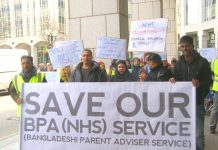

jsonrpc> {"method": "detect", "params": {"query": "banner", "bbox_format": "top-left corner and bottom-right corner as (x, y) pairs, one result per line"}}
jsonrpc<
(128, 18), (168, 52)
(96, 36), (126, 60)
(197, 48), (217, 62)
(21, 82), (196, 150)
(48, 40), (84, 69)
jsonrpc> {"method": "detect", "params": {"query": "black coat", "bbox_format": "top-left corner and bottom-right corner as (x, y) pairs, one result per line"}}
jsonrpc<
(131, 66), (141, 81)
(110, 69), (133, 82)
(71, 62), (107, 82)
(174, 51), (212, 105)
(146, 65), (172, 81)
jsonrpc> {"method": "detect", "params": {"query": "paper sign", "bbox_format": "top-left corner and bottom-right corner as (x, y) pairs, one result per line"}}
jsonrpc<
(197, 48), (217, 62)
(48, 40), (84, 69)
(96, 36), (126, 60)
(44, 72), (60, 82)
(128, 18), (168, 52)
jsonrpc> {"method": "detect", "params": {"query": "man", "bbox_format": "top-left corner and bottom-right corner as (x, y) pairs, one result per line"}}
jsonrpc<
(10, 55), (46, 117)
(71, 49), (107, 82)
(210, 58), (218, 134)
(169, 35), (212, 150)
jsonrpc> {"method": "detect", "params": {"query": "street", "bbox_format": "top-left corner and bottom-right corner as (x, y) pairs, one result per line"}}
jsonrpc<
(0, 95), (217, 150)
(0, 95), (19, 150)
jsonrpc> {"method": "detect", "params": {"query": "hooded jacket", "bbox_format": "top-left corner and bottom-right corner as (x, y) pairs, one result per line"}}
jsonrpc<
(109, 60), (133, 82)
(174, 50), (212, 105)
(71, 61), (107, 82)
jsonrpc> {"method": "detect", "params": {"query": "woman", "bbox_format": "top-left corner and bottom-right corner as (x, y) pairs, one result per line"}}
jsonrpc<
(109, 60), (133, 82)
(60, 66), (71, 82)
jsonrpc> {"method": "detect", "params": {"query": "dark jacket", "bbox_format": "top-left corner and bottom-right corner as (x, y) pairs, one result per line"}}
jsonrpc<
(131, 65), (141, 81)
(146, 65), (172, 81)
(71, 62), (107, 82)
(174, 51), (212, 105)
(109, 69), (133, 82)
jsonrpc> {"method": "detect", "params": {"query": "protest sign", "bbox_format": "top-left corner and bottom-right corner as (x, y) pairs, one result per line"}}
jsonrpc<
(48, 40), (84, 69)
(128, 18), (168, 52)
(21, 82), (196, 150)
(96, 36), (126, 60)
(197, 48), (217, 62)
(44, 72), (60, 82)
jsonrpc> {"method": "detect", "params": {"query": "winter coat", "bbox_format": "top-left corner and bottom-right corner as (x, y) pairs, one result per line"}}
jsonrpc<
(109, 69), (133, 82)
(71, 62), (107, 82)
(146, 65), (172, 81)
(174, 50), (212, 105)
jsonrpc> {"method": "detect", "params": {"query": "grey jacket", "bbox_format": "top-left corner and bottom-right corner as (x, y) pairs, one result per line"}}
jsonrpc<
(71, 62), (107, 82)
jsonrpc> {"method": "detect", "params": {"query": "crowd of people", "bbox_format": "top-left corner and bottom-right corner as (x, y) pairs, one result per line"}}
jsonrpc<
(9, 35), (218, 150)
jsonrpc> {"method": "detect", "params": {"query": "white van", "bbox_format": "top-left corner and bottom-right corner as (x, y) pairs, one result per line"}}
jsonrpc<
(0, 49), (28, 94)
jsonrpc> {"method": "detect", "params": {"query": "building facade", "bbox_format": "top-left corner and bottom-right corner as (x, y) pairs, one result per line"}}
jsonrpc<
(68, 0), (178, 62)
(0, 0), (69, 65)
(179, 0), (218, 49)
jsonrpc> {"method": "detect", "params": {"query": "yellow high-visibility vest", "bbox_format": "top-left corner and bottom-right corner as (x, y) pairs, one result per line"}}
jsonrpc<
(12, 73), (45, 117)
(211, 59), (218, 91)
(106, 69), (115, 77)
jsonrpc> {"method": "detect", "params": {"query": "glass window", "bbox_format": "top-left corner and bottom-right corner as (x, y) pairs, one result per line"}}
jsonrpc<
(207, 32), (215, 47)
(205, 0), (216, 21)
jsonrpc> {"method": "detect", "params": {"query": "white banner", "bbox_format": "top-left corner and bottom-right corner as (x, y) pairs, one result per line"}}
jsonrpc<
(128, 18), (168, 52)
(48, 40), (84, 69)
(96, 36), (126, 60)
(21, 82), (196, 150)
(197, 48), (217, 62)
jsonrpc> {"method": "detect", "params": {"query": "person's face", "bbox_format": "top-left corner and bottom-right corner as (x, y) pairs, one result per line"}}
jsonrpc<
(21, 58), (32, 73)
(117, 63), (126, 74)
(99, 64), (105, 70)
(47, 65), (53, 71)
(180, 42), (193, 57)
(82, 51), (92, 64)
(133, 59), (140, 66)
(125, 60), (131, 68)
(148, 60), (158, 69)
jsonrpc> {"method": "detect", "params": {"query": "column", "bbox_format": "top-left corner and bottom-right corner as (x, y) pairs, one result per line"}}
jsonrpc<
(163, 0), (178, 60)
(198, 30), (208, 48)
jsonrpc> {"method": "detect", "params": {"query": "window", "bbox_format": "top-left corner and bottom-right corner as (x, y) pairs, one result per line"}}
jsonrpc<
(205, 0), (216, 21)
(207, 32), (215, 47)
(58, 0), (65, 34)
(0, 0), (11, 38)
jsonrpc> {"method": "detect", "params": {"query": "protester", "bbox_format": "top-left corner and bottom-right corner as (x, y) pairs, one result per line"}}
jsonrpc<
(60, 66), (71, 82)
(9, 55), (46, 117)
(46, 63), (54, 71)
(169, 57), (177, 74)
(125, 59), (132, 73)
(143, 53), (151, 74)
(98, 61), (108, 77)
(37, 63), (46, 72)
(131, 57), (141, 81)
(71, 49), (107, 82)
(169, 35), (212, 150)
(138, 68), (147, 81)
(109, 60), (133, 82)
(145, 53), (172, 81)
(209, 58), (218, 134)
